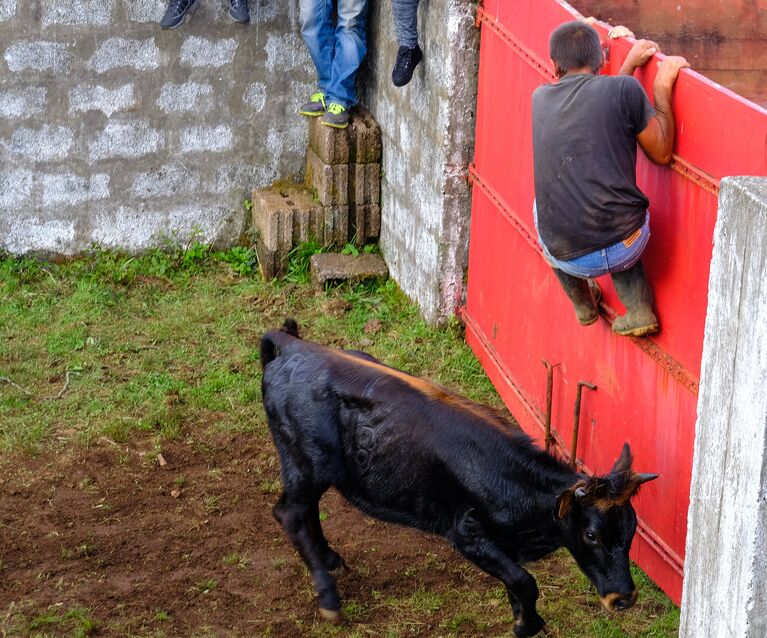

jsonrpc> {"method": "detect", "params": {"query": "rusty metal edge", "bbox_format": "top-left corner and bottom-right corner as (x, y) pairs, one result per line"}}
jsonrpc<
(468, 164), (543, 255)
(670, 156), (721, 197)
(461, 307), (686, 576)
(469, 164), (700, 396)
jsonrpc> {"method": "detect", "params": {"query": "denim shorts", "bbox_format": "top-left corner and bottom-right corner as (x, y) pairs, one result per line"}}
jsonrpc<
(533, 202), (650, 279)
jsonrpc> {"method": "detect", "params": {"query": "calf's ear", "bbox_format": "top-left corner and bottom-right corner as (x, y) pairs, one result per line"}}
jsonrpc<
(555, 480), (586, 519)
(633, 473), (659, 487)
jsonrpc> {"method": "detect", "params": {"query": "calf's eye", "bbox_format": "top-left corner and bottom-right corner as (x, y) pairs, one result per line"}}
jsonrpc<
(584, 530), (599, 545)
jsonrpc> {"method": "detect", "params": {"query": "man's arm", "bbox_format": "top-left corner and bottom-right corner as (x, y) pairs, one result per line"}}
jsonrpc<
(636, 56), (690, 165)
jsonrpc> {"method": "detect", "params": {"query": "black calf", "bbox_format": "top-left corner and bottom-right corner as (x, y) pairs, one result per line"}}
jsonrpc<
(260, 320), (657, 636)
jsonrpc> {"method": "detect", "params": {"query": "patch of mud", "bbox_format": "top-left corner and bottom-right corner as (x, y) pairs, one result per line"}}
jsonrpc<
(0, 433), (530, 636)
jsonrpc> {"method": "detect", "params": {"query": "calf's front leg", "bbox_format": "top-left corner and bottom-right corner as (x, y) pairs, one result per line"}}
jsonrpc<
(449, 514), (545, 637)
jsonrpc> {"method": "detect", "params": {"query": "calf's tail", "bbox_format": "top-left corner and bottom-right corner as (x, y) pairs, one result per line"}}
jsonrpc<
(260, 318), (301, 369)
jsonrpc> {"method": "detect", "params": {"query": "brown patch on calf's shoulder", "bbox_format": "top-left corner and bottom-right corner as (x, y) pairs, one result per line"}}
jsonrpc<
(332, 350), (509, 426)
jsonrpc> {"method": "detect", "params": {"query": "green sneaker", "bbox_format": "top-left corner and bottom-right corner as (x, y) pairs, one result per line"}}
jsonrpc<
(321, 103), (349, 129)
(298, 92), (326, 117)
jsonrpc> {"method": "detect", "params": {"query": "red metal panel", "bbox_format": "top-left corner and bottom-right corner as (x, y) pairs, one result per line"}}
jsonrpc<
(465, 0), (767, 605)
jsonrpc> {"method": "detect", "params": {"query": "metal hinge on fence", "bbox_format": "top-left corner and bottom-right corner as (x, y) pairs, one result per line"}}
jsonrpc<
(570, 381), (597, 470)
(541, 359), (560, 453)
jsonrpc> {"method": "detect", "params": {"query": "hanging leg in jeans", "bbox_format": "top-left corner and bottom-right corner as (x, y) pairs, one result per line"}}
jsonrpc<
(299, 0), (368, 127)
(534, 206), (659, 336)
(391, 0), (422, 86)
(327, 0), (368, 108)
(299, 0), (336, 99)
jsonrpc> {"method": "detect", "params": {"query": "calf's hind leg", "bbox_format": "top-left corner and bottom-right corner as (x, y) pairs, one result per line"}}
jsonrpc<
(273, 490), (347, 572)
(273, 490), (343, 622)
(305, 500), (347, 572)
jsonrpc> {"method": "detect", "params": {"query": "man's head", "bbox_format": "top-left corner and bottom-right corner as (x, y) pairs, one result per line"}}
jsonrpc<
(549, 21), (603, 78)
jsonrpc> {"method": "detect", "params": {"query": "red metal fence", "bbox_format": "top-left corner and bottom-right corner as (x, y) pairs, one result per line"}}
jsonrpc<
(463, 0), (767, 603)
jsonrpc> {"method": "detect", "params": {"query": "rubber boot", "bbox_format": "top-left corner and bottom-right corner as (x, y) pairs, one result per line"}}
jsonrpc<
(610, 261), (659, 337)
(553, 269), (601, 326)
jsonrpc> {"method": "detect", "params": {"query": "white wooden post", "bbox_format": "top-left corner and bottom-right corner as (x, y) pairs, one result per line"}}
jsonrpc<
(680, 177), (767, 637)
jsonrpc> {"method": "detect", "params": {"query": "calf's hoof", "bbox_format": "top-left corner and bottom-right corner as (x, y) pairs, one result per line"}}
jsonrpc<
(319, 608), (342, 624)
(513, 615), (546, 638)
(324, 552), (348, 573)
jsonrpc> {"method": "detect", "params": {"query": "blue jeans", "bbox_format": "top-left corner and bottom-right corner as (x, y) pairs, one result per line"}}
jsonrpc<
(299, 0), (368, 109)
(392, 0), (419, 47)
(534, 203), (650, 278)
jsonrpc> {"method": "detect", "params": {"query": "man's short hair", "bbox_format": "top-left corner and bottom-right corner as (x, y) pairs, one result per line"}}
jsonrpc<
(549, 21), (603, 77)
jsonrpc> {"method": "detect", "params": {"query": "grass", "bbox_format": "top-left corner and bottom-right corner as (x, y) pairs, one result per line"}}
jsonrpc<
(19, 606), (98, 637)
(194, 579), (217, 595)
(0, 246), (679, 637)
(0, 244), (495, 455)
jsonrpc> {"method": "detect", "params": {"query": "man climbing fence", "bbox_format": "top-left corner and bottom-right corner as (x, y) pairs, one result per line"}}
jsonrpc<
(532, 21), (688, 337)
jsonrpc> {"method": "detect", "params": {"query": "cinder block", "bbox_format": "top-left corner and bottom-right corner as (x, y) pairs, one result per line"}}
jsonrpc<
(349, 163), (381, 206)
(88, 37), (159, 73)
(350, 204), (381, 246)
(251, 188), (295, 278)
(293, 205), (323, 245)
(305, 148), (348, 206)
(252, 189), (293, 250)
(305, 107), (381, 166)
(322, 205), (350, 246)
(308, 115), (350, 165)
(252, 186), (324, 278)
(5, 41), (73, 74)
(348, 109), (382, 164)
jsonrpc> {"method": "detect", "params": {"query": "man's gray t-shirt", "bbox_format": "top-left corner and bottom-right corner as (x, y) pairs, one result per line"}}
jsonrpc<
(532, 73), (655, 261)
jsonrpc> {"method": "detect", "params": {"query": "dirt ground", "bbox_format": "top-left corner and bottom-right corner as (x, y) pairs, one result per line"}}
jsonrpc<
(0, 429), (677, 638)
(1, 431), (526, 637)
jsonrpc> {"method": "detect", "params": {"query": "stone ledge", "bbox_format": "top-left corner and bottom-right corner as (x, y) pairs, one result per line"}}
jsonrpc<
(310, 252), (388, 287)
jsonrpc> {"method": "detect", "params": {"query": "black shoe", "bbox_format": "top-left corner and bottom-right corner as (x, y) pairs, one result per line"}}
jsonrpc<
(160, 0), (198, 29)
(229, 0), (250, 23)
(392, 44), (423, 87)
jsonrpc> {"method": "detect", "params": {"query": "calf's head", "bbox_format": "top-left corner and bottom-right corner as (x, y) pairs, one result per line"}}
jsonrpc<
(555, 444), (657, 612)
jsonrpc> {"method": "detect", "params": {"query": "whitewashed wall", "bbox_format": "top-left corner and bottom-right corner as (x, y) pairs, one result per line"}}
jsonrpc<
(0, 0), (313, 255)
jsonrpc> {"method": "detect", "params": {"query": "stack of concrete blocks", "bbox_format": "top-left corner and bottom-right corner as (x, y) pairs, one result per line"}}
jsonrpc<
(305, 108), (382, 248)
(251, 108), (383, 279)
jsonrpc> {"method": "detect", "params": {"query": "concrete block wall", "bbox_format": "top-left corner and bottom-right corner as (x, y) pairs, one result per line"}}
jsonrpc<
(0, 0), (314, 255)
(363, 0), (479, 324)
